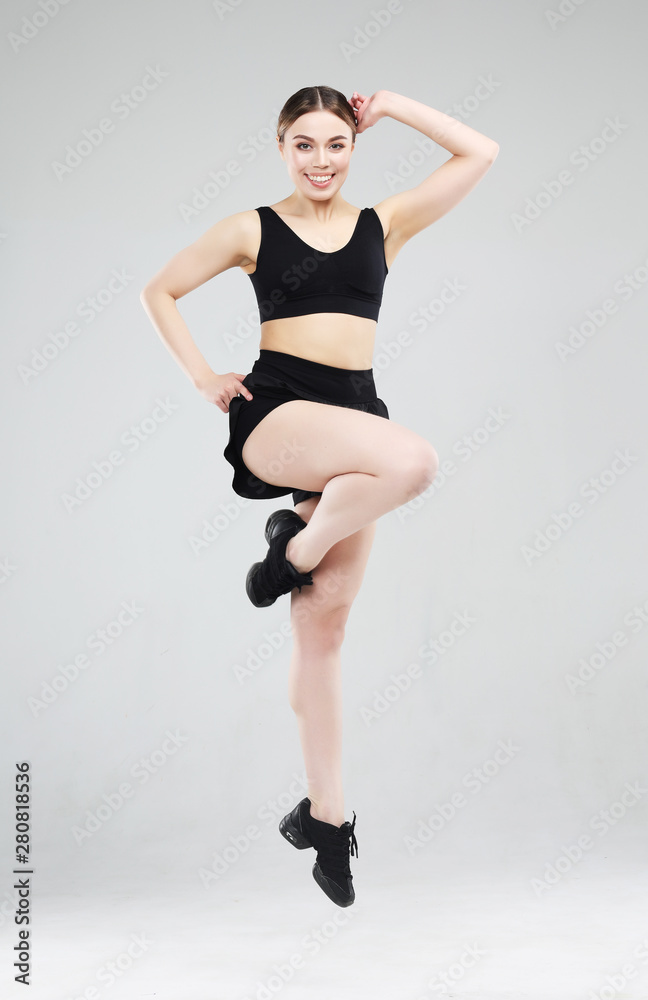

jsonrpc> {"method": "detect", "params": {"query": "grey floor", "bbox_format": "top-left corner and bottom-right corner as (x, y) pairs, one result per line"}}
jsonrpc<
(3, 836), (648, 999)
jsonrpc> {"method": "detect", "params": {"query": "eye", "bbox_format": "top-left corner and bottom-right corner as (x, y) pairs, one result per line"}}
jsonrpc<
(296, 142), (345, 150)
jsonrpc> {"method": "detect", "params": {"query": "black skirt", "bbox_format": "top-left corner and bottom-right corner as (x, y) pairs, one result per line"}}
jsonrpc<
(223, 349), (390, 505)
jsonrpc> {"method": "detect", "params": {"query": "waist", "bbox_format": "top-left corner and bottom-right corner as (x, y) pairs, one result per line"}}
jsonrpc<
(252, 349), (377, 403)
(260, 313), (376, 370)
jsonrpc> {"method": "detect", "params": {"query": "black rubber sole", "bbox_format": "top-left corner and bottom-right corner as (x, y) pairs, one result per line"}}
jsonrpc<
(312, 862), (355, 907)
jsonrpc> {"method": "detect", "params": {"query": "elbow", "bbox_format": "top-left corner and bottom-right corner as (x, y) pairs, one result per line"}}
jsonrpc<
(140, 283), (157, 304)
(140, 282), (172, 305)
(469, 142), (499, 165)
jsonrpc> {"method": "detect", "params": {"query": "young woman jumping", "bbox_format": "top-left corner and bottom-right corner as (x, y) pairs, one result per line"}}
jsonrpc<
(140, 85), (499, 907)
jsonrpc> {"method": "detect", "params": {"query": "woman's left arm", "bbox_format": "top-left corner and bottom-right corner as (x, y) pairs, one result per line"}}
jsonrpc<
(350, 89), (499, 242)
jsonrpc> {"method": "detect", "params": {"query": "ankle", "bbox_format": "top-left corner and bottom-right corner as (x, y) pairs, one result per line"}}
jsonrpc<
(285, 533), (314, 575)
(309, 800), (345, 827)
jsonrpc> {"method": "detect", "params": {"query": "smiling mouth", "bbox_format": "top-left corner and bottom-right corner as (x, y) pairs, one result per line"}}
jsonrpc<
(305, 173), (335, 185)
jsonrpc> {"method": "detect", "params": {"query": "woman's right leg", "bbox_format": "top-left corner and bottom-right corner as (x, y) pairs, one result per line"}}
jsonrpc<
(241, 399), (439, 573)
(287, 495), (378, 828)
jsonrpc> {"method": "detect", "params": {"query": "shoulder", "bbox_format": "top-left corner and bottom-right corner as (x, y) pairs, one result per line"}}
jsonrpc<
(225, 207), (263, 234)
(177, 208), (265, 277)
(209, 208), (262, 272)
(217, 208), (261, 270)
(195, 207), (262, 247)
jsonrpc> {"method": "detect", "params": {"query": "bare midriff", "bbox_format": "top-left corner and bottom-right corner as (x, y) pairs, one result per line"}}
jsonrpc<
(257, 314), (377, 370)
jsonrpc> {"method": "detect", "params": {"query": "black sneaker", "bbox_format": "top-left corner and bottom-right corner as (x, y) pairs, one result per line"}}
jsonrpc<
(279, 796), (359, 907)
(246, 510), (313, 608)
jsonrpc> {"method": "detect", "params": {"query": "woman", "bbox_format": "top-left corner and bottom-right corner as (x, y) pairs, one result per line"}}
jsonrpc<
(140, 86), (499, 907)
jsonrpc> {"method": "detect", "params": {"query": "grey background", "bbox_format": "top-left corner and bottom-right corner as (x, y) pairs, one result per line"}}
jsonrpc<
(1, 0), (647, 997)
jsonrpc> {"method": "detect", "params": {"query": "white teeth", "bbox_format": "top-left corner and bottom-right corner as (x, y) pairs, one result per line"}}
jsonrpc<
(307, 174), (332, 182)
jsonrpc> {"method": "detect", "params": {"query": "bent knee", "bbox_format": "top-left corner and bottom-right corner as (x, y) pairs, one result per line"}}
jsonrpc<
(397, 440), (439, 495)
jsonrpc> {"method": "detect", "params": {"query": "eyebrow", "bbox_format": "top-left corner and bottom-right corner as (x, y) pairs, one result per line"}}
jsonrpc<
(291, 134), (349, 142)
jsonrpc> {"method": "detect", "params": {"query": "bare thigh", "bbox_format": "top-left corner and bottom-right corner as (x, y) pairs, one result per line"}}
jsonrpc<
(241, 399), (438, 494)
(289, 495), (377, 636)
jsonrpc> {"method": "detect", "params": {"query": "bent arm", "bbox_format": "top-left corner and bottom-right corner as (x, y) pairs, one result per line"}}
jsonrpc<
(140, 211), (254, 386)
(375, 90), (499, 243)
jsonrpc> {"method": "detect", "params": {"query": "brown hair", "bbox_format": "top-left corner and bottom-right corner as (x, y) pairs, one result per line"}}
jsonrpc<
(276, 85), (357, 146)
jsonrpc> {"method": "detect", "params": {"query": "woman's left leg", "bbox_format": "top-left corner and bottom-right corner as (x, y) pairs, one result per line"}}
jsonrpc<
(287, 496), (377, 828)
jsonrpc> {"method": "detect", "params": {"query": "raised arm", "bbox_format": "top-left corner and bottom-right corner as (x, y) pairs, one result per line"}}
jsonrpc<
(140, 211), (256, 411)
(350, 89), (499, 250)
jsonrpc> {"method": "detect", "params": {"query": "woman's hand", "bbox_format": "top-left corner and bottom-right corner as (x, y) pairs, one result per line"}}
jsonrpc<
(348, 90), (390, 134)
(195, 370), (253, 413)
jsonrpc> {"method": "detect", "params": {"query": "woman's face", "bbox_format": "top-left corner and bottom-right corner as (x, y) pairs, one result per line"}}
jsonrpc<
(277, 109), (355, 198)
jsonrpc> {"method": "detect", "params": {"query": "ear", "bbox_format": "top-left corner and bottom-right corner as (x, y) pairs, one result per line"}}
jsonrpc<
(276, 137), (285, 161)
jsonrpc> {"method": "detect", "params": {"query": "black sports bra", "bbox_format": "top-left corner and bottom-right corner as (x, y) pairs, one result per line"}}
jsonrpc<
(247, 205), (389, 323)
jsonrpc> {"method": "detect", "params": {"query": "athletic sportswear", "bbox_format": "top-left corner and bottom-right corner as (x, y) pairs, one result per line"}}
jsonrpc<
(222, 349), (390, 503)
(247, 206), (388, 323)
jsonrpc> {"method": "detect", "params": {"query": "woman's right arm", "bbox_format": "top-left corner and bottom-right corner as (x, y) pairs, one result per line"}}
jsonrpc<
(139, 211), (255, 413)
